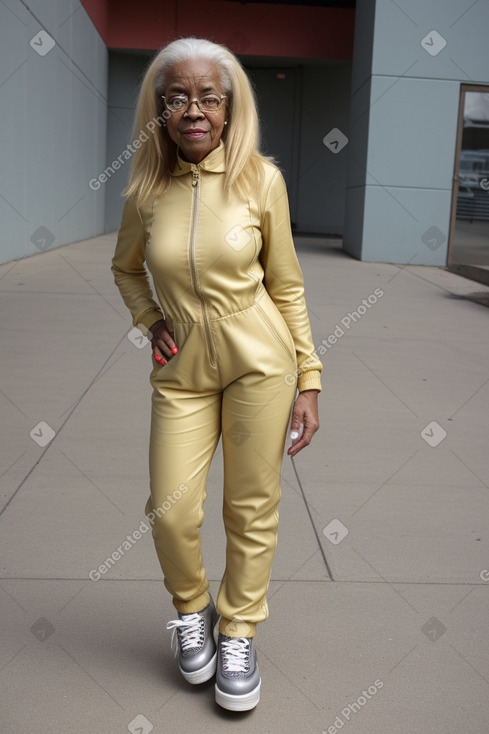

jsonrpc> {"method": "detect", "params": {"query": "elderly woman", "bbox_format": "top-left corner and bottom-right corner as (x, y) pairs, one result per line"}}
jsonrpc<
(111, 37), (322, 712)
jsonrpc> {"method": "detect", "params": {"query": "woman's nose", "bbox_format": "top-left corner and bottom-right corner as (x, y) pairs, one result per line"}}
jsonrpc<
(185, 100), (204, 118)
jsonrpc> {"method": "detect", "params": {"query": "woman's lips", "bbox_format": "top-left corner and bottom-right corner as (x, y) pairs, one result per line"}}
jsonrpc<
(181, 129), (208, 139)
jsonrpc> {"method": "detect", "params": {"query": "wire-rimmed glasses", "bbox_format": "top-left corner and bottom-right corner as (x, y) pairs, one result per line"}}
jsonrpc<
(162, 94), (227, 114)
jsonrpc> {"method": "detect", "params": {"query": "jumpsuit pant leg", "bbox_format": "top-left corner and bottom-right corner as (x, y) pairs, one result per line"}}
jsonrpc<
(217, 368), (296, 638)
(146, 385), (222, 615)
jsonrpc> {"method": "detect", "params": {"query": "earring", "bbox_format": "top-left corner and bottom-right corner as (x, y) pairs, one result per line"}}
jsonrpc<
(224, 120), (228, 125)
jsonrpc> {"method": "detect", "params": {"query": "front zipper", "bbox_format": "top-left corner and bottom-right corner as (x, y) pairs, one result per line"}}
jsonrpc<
(189, 167), (218, 368)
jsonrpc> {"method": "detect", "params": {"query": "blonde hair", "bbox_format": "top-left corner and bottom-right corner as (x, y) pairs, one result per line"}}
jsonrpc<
(124, 38), (272, 205)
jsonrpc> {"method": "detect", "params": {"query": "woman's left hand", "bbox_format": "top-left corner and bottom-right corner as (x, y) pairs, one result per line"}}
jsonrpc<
(287, 389), (320, 457)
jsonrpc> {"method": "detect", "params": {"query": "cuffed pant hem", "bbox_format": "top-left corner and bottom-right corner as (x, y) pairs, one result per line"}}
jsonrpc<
(173, 590), (211, 615)
(219, 616), (257, 638)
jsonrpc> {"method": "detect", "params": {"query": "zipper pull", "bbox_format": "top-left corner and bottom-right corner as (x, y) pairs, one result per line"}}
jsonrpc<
(192, 169), (199, 187)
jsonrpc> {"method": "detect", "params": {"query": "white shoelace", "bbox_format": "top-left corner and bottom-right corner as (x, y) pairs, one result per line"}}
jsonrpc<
(166, 613), (204, 655)
(220, 637), (250, 674)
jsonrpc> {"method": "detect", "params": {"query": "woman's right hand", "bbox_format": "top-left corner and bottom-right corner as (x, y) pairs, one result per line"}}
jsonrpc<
(148, 318), (178, 366)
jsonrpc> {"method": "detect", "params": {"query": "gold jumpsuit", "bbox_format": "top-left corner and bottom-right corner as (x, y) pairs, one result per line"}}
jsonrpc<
(112, 142), (322, 637)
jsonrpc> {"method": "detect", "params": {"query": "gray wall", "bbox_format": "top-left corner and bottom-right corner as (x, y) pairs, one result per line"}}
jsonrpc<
(105, 52), (352, 236)
(344, 0), (489, 264)
(0, 0), (107, 265)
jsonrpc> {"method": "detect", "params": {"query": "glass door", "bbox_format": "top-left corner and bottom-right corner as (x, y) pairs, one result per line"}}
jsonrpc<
(448, 86), (489, 267)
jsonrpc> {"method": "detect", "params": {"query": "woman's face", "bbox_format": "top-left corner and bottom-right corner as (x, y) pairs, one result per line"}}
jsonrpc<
(163, 58), (228, 164)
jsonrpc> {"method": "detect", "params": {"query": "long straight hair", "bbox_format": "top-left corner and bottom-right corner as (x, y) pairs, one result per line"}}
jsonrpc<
(124, 38), (272, 205)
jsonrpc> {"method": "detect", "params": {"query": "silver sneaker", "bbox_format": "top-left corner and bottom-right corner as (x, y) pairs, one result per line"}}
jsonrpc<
(215, 633), (261, 711)
(166, 599), (219, 684)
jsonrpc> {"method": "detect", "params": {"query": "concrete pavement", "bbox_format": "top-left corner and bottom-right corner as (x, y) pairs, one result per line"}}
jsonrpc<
(1, 232), (488, 733)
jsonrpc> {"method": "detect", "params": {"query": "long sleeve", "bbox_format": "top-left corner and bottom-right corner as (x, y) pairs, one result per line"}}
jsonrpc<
(260, 169), (322, 393)
(111, 197), (164, 332)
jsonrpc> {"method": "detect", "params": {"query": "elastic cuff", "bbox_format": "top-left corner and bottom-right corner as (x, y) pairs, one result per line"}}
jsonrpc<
(133, 308), (164, 334)
(297, 369), (322, 393)
(173, 590), (211, 615)
(219, 617), (256, 638)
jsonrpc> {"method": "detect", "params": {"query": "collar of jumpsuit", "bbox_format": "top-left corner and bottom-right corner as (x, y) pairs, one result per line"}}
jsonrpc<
(172, 140), (226, 176)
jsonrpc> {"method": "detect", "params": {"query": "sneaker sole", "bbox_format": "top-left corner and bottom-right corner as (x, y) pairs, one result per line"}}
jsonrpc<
(215, 680), (261, 711)
(180, 650), (217, 685)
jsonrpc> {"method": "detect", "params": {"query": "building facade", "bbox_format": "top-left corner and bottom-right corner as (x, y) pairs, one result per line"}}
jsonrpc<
(0, 0), (487, 266)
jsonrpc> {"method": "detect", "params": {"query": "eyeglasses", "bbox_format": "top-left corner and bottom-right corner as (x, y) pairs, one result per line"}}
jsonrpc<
(162, 94), (227, 114)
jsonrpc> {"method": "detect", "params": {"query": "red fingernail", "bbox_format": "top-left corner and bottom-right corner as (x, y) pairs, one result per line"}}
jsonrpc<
(154, 354), (166, 364)
(171, 346), (179, 355)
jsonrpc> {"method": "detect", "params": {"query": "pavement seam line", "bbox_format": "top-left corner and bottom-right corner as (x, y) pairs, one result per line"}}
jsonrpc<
(0, 333), (127, 519)
(290, 456), (334, 581)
